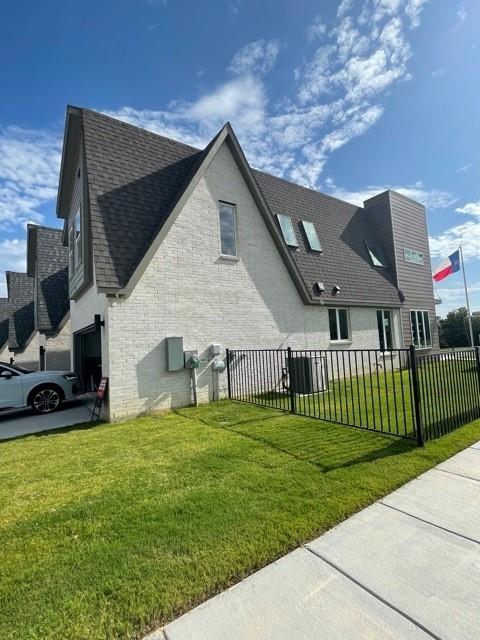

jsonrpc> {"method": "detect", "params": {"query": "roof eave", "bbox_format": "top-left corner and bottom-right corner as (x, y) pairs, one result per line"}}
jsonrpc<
(56, 105), (82, 220)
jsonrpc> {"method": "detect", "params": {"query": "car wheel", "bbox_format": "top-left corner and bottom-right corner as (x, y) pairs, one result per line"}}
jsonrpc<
(31, 386), (63, 414)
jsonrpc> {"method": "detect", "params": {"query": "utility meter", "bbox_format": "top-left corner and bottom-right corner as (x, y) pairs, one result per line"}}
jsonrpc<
(184, 351), (200, 369)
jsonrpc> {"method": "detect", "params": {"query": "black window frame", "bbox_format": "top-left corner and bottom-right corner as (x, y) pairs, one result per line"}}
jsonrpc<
(218, 201), (238, 258)
(411, 309), (432, 349)
(377, 309), (394, 351)
(328, 308), (350, 342)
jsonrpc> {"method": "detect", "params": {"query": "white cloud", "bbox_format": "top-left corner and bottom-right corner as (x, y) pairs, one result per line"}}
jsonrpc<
(188, 76), (266, 133)
(228, 39), (281, 76)
(227, 0), (241, 17)
(434, 280), (480, 318)
(325, 179), (455, 209)
(0, 127), (60, 231)
(405, 0), (429, 29)
(0, 238), (27, 297)
(321, 104), (384, 153)
(457, 6), (467, 23)
(455, 201), (480, 216)
(430, 221), (480, 261)
(337, 0), (354, 18)
(308, 16), (327, 41)
(429, 202), (480, 278)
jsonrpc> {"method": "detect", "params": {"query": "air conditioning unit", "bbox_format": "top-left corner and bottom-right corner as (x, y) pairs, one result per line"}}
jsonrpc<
(289, 355), (327, 394)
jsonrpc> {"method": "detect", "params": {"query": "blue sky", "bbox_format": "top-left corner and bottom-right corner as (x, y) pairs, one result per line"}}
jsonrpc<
(1, 0), (479, 315)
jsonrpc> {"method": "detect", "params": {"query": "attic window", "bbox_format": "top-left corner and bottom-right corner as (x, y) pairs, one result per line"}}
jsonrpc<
(277, 214), (298, 248)
(366, 242), (388, 268)
(301, 220), (322, 252)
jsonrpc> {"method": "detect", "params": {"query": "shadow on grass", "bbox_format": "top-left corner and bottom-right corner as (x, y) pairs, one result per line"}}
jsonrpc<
(0, 419), (104, 444)
(174, 403), (417, 473)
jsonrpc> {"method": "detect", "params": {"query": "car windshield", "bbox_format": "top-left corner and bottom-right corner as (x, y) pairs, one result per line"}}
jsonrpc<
(1, 362), (33, 374)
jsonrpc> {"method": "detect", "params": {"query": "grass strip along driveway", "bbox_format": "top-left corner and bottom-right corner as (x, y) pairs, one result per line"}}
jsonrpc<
(1, 401), (480, 640)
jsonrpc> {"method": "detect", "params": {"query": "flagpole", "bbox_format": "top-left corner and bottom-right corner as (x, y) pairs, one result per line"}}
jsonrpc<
(460, 245), (474, 347)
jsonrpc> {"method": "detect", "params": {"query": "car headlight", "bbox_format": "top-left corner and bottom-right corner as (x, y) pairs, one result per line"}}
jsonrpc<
(63, 373), (77, 381)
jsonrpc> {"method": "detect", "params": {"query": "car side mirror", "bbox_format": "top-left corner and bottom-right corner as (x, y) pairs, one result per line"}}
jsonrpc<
(0, 371), (12, 380)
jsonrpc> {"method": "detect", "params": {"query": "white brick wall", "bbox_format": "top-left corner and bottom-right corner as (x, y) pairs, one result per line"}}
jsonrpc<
(12, 332), (40, 370)
(105, 141), (396, 420)
(44, 317), (71, 371)
(0, 342), (10, 362)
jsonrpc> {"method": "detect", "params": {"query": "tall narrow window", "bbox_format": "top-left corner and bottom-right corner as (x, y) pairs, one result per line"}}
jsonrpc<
(377, 309), (393, 351)
(277, 214), (298, 248)
(219, 202), (237, 257)
(73, 204), (82, 268)
(329, 308), (350, 342)
(301, 220), (322, 252)
(68, 226), (74, 274)
(411, 310), (432, 349)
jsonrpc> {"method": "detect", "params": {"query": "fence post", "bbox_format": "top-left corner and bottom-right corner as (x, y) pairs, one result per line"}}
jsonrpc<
(287, 347), (296, 414)
(474, 347), (480, 411)
(226, 349), (232, 399)
(409, 344), (425, 447)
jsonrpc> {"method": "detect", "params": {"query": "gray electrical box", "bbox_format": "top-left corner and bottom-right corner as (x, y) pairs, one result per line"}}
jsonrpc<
(166, 337), (184, 371)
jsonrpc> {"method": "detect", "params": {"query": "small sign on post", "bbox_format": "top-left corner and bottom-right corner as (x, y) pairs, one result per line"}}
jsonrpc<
(91, 376), (108, 421)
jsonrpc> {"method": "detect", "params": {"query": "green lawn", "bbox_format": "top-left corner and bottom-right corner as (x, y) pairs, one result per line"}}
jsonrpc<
(1, 401), (480, 640)
(242, 356), (480, 440)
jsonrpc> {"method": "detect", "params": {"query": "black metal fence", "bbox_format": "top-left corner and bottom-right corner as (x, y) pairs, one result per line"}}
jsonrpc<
(226, 346), (480, 445)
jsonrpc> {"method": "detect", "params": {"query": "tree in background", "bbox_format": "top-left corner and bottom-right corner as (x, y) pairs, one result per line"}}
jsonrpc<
(438, 307), (480, 348)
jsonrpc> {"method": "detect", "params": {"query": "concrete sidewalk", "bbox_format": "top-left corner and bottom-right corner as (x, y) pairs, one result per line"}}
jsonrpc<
(149, 443), (480, 640)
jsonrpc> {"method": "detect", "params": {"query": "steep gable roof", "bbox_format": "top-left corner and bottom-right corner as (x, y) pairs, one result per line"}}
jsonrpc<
(6, 272), (35, 351)
(0, 298), (8, 349)
(81, 108), (206, 290)
(59, 107), (402, 306)
(27, 225), (69, 334)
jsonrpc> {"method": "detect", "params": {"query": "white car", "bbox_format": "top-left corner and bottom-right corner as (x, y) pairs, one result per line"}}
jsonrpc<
(0, 362), (81, 414)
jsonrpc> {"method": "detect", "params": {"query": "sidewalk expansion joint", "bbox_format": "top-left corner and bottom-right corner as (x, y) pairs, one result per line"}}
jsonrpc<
(378, 501), (480, 545)
(435, 467), (480, 484)
(304, 545), (441, 640)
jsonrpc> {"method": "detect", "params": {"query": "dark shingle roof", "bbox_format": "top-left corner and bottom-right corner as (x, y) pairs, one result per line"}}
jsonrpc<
(252, 171), (400, 305)
(27, 225), (69, 333)
(6, 272), (34, 351)
(0, 298), (8, 349)
(78, 108), (401, 305)
(82, 109), (206, 289)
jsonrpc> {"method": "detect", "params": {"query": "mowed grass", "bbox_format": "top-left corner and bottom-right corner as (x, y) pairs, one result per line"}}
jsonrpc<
(1, 401), (480, 640)
(247, 355), (480, 439)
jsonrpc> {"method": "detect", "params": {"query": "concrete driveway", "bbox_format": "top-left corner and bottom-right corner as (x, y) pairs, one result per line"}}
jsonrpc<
(150, 443), (480, 640)
(0, 395), (95, 440)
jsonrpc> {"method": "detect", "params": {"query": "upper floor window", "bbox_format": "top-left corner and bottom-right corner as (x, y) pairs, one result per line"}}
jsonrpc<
(277, 214), (298, 248)
(69, 203), (83, 273)
(301, 220), (322, 252)
(411, 310), (432, 349)
(377, 309), (393, 351)
(329, 308), (350, 342)
(365, 242), (388, 268)
(219, 202), (237, 257)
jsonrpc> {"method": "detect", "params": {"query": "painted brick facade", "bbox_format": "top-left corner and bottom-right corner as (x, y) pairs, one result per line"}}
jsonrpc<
(105, 142), (398, 420)
(12, 332), (39, 370)
(44, 318), (72, 371)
